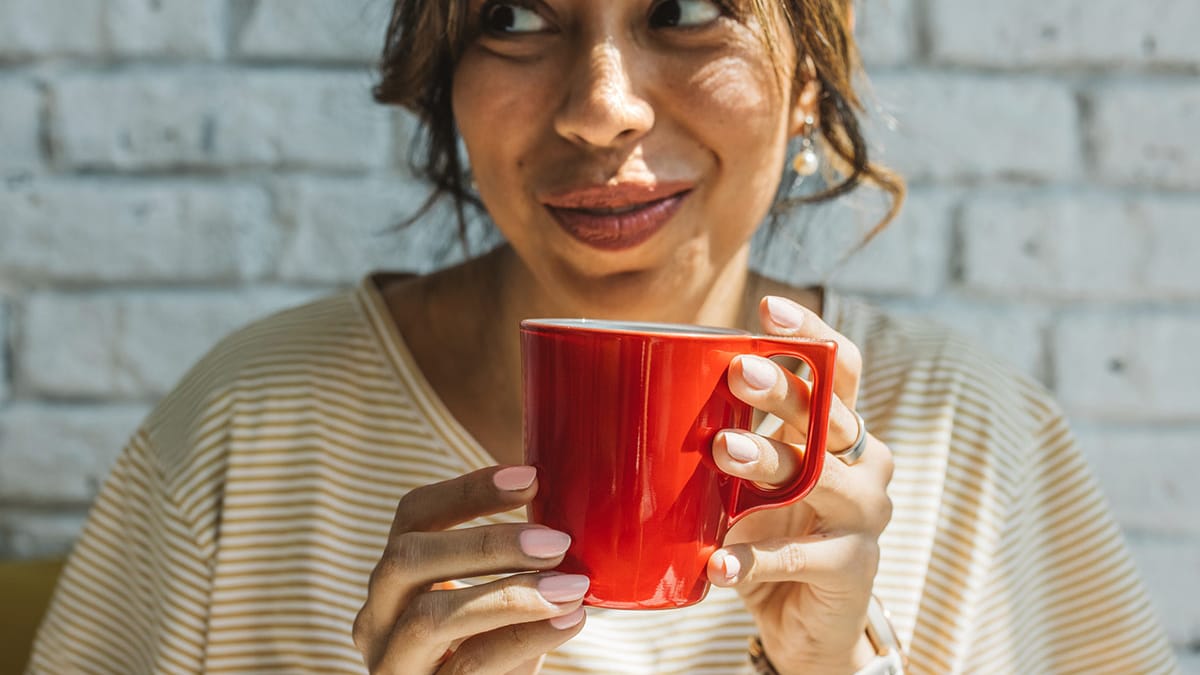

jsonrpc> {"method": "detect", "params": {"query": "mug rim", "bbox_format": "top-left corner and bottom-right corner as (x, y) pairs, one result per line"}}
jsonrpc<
(521, 318), (748, 338)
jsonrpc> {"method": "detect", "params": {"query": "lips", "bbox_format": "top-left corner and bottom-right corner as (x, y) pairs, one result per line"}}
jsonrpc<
(541, 182), (694, 252)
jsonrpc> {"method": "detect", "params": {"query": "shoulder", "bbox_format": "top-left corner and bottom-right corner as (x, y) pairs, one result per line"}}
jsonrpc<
(832, 293), (1066, 447)
(140, 285), (384, 476)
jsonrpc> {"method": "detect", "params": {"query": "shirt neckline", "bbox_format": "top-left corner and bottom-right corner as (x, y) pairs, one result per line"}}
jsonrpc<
(356, 271), (498, 471)
(355, 271), (845, 471)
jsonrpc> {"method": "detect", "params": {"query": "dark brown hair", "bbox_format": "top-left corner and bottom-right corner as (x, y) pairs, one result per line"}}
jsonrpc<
(373, 0), (905, 251)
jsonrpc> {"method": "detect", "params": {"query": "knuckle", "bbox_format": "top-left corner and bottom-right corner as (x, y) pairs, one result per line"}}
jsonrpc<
(777, 542), (808, 575)
(351, 608), (370, 651)
(875, 494), (894, 533)
(852, 537), (881, 579)
(398, 593), (442, 644)
(392, 487), (426, 532)
(501, 621), (537, 655)
(475, 527), (509, 563)
(391, 531), (425, 570)
(446, 650), (483, 675)
(493, 580), (526, 614)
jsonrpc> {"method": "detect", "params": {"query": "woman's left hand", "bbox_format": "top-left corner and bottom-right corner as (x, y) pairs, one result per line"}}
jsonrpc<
(709, 295), (894, 675)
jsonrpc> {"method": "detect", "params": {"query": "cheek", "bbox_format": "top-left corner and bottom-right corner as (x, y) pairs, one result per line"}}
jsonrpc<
(452, 54), (542, 172)
(684, 58), (791, 219)
(686, 57), (790, 164)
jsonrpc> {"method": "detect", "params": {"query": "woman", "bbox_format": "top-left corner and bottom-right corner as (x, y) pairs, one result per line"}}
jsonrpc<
(29, 1), (1176, 673)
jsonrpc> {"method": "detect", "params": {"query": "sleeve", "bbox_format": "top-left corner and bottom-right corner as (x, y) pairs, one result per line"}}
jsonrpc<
(962, 410), (1179, 674)
(26, 429), (215, 675)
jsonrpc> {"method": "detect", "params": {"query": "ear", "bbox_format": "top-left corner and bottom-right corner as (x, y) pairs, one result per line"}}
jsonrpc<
(788, 58), (821, 138)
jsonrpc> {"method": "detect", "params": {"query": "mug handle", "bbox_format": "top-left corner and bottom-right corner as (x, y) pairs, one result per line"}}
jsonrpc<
(722, 336), (838, 524)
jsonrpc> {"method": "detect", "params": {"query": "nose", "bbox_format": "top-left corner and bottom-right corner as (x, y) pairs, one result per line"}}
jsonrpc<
(554, 39), (654, 150)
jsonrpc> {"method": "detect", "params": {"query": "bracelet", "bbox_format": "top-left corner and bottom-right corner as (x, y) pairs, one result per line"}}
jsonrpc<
(747, 595), (906, 675)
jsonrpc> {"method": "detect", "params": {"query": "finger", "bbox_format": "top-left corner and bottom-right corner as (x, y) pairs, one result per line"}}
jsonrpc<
(804, 436), (894, 533)
(729, 355), (864, 456)
(713, 430), (892, 533)
(375, 573), (589, 674)
(440, 608), (586, 675)
(356, 524), (571, 666)
(758, 295), (862, 408)
(355, 466), (541, 669)
(375, 523), (571, 600)
(392, 465), (538, 535)
(708, 534), (880, 589)
(712, 430), (802, 489)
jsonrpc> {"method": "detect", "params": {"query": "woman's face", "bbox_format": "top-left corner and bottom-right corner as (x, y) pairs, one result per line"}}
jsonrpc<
(452, 0), (811, 314)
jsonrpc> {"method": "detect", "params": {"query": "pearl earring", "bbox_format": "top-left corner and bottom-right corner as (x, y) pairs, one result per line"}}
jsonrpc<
(791, 115), (819, 177)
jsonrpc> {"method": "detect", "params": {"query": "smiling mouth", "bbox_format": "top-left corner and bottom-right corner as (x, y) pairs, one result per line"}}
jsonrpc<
(541, 183), (695, 251)
(545, 191), (691, 251)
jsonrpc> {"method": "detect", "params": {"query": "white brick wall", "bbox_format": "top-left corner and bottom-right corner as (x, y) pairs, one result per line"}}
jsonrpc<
(0, 0), (223, 59)
(0, 180), (278, 282)
(1090, 82), (1200, 190)
(52, 70), (394, 171)
(1, 0), (1197, 667)
(0, 78), (41, 174)
(928, 0), (1200, 68)
(868, 74), (1080, 182)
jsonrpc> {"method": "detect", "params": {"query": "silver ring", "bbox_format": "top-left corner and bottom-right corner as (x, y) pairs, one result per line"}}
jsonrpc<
(829, 410), (868, 466)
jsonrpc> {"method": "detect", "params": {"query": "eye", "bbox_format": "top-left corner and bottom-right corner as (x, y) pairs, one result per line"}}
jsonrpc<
(649, 0), (723, 29)
(480, 1), (551, 35)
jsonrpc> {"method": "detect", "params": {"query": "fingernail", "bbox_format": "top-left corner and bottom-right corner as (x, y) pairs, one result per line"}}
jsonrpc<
(723, 433), (760, 464)
(550, 606), (586, 630)
(520, 529), (571, 558)
(765, 296), (806, 331)
(715, 550), (741, 583)
(740, 355), (777, 391)
(537, 574), (590, 603)
(493, 466), (537, 491)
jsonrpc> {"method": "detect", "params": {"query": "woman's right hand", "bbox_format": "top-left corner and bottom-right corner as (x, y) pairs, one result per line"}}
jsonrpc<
(353, 465), (588, 675)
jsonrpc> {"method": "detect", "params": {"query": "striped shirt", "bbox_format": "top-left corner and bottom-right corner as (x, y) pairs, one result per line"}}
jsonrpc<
(29, 274), (1178, 674)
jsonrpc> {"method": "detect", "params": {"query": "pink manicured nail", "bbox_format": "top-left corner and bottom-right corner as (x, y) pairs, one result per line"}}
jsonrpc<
(493, 466), (537, 491)
(520, 529), (571, 558)
(723, 433), (760, 464)
(537, 574), (590, 603)
(740, 355), (777, 391)
(765, 296), (806, 331)
(549, 606), (586, 630)
(715, 550), (741, 582)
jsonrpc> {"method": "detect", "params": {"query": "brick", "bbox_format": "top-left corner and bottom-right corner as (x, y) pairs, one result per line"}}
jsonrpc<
(1125, 534), (1200, 647)
(0, 180), (278, 283)
(1054, 312), (1200, 422)
(0, 0), (105, 58)
(275, 177), (483, 283)
(0, 509), (88, 559)
(1091, 83), (1200, 190)
(0, 0), (220, 59)
(960, 193), (1200, 300)
(52, 70), (392, 171)
(0, 78), (42, 175)
(929, 0), (1200, 68)
(876, 299), (1048, 381)
(0, 404), (147, 503)
(868, 74), (1079, 182)
(234, 0), (390, 62)
(830, 189), (954, 297)
(104, 0), (223, 58)
(855, 0), (917, 66)
(20, 289), (321, 399)
(1076, 427), (1200, 538)
(0, 302), (9, 403)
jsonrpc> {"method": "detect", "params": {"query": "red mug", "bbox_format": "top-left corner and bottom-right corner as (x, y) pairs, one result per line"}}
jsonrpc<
(520, 319), (838, 610)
